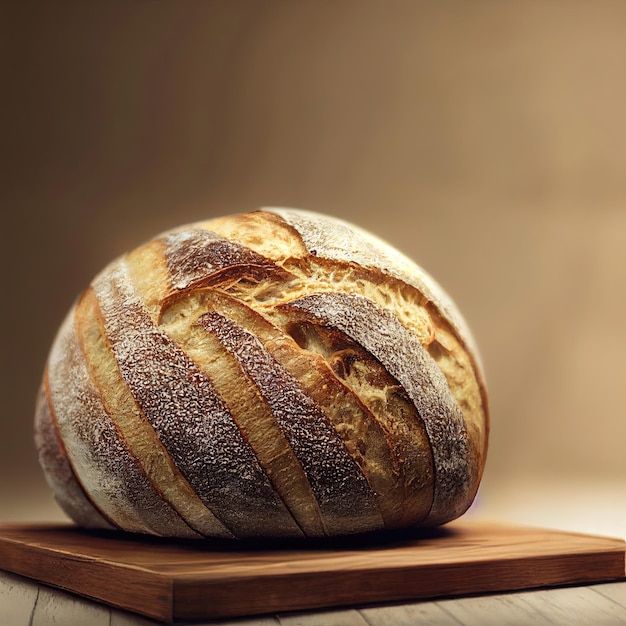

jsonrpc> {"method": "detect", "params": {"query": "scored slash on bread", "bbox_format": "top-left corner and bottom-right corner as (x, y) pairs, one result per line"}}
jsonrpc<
(36, 208), (489, 538)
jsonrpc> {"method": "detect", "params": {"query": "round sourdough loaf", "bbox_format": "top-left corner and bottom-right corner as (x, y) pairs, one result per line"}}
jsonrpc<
(35, 208), (488, 539)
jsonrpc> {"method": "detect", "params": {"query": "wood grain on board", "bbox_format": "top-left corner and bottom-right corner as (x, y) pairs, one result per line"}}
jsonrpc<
(0, 521), (623, 623)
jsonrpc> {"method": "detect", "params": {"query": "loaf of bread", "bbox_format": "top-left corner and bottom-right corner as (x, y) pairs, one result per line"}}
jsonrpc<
(35, 208), (488, 539)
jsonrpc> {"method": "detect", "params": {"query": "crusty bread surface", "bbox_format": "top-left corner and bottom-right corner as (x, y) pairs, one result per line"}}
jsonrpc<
(36, 208), (488, 538)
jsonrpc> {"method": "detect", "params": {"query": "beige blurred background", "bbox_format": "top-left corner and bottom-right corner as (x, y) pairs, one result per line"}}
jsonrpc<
(2, 1), (625, 535)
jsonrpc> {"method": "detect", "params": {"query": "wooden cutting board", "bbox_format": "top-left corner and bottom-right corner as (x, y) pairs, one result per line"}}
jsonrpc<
(0, 521), (623, 623)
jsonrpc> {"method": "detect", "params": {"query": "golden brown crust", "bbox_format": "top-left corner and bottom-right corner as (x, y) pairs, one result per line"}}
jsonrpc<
(165, 312), (320, 537)
(34, 377), (115, 530)
(280, 293), (472, 524)
(197, 310), (382, 535)
(183, 289), (432, 530)
(76, 288), (231, 539)
(37, 208), (489, 538)
(94, 262), (305, 538)
(278, 312), (435, 527)
(256, 208), (487, 487)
